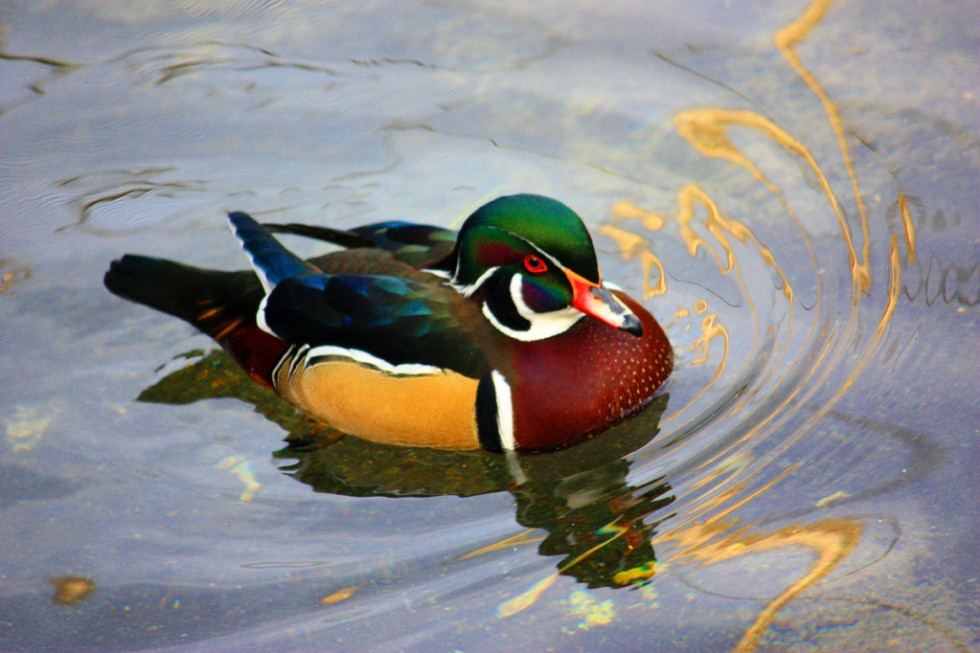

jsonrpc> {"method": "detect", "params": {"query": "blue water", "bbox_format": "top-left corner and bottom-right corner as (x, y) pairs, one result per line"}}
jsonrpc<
(1, 1), (976, 651)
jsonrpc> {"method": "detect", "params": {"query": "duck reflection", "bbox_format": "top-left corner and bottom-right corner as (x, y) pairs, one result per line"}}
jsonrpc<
(139, 349), (675, 590)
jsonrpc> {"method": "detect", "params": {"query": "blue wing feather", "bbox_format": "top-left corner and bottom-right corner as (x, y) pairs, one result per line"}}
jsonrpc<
(231, 212), (486, 376)
(228, 212), (319, 291)
(260, 272), (487, 377)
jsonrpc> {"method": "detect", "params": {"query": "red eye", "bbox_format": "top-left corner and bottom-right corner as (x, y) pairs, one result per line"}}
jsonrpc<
(523, 254), (548, 274)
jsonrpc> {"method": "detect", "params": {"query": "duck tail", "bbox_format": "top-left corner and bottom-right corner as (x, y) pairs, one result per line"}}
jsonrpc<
(104, 255), (286, 387)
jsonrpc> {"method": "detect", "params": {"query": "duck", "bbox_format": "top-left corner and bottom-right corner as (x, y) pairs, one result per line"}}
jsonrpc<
(105, 194), (672, 452)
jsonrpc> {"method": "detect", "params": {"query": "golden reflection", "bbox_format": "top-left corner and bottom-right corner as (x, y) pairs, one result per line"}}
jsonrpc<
(606, 186), (779, 432)
(588, 3), (912, 646)
(666, 307), (691, 332)
(672, 184), (726, 269)
(608, 184), (811, 443)
(658, 517), (862, 653)
(675, 109), (866, 293)
(498, 574), (557, 617)
(690, 313), (729, 367)
(319, 585), (361, 605)
(898, 192), (917, 265)
(646, 3), (916, 649)
(456, 529), (544, 561)
(815, 490), (850, 508)
(679, 183), (792, 303)
(599, 224), (667, 298)
(50, 575), (96, 606)
(774, 0), (872, 296)
(607, 185), (794, 303)
(611, 200), (666, 231)
(658, 0), (909, 473)
(0, 266), (32, 294)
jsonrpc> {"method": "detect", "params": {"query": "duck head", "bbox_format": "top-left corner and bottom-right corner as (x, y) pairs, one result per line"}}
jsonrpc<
(450, 194), (642, 342)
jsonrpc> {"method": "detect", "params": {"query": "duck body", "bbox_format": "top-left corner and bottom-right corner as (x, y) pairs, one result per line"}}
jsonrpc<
(105, 194), (672, 452)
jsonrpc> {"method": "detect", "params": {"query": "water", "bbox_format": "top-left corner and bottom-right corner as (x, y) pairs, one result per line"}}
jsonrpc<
(1, 1), (977, 651)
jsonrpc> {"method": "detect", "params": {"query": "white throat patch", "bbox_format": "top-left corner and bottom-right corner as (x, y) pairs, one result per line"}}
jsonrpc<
(483, 274), (583, 342)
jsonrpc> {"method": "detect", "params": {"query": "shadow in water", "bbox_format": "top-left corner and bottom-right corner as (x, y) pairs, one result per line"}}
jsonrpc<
(139, 349), (675, 591)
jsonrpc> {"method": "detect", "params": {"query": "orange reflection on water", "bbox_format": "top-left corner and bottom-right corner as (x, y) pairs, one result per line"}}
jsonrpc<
(774, 0), (872, 296)
(659, 516), (862, 653)
(676, 108), (868, 294)
(49, 575), (96, 606)
(599, 223), (668, 299)
(611, 199), (666, 231)
(667, 307), (691, 332)
(319, 585), (361, 605)
(654, 458), (860, 653)
(691, 312), (728, 367)
(457, 529), (544, 561)
(897, 192), (917, 265)
(498, 574), (557, 618)
(654, 299), (731, 427)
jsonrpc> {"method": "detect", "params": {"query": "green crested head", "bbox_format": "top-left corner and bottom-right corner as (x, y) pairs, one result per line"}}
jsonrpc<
(452, 194), (599, 286)
(449, 193), (640, 343)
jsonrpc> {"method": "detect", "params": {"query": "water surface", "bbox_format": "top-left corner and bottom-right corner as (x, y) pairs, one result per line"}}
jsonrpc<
(1, 1), (977, 651)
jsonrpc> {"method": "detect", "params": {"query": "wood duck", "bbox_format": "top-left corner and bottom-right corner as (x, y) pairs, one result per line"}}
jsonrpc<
(105, 194), (672, 452)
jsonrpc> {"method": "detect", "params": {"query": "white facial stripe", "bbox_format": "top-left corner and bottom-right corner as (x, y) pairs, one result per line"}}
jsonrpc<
(453, 265), (499, 298)
(529, 245), (568, 275)
(424, 268), (452, 280)
(452, 245), (587, 341)
(481, 302), (511, 335)
(305, 345), (442, 376)
(480, 274), (584, 341)
(504, 233), (573, 277)
(491, 370), (515, 451)
(503, 273), (583, 341)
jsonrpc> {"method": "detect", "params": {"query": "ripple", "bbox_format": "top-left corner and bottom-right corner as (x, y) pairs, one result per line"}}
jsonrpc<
(54, 167), (212, 235)
(1, 0), (975, 651)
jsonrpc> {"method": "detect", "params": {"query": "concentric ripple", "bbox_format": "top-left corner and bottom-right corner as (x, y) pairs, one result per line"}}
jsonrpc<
(0, 1), (975, 652)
